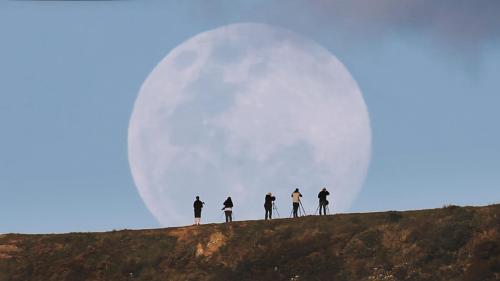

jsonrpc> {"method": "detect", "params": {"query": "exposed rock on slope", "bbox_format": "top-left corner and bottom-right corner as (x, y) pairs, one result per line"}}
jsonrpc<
(1, 204), (499, 281)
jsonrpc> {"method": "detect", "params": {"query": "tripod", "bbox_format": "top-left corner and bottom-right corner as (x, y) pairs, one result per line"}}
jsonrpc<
(290, 200), (307, 217)
(272, 202), (280, 218)
(299, 200), (307, 216)
(316, 202), (330, 215)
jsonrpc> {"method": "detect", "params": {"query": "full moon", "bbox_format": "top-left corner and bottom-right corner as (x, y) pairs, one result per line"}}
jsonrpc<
(128, 23), (371, 226)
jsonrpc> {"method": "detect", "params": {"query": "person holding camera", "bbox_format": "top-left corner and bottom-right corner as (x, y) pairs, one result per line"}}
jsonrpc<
(291, 188), (303, 218)
(317, 187), (330, 215)
(193, 196), (205, 225)
(264, 192), (276, 220)
(222, 197), (234, 222)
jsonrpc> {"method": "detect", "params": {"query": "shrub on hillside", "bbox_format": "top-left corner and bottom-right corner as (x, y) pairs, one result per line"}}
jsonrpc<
(386, 211), (403, 223)
(473, 240), (500, 259)
(463, 239), (500, 281)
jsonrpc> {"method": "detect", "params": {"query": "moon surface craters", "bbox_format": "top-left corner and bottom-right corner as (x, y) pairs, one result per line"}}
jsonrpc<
(128, 23), (371, 226)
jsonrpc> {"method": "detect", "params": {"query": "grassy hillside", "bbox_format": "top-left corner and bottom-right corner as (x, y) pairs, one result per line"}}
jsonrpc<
(1, 204), (499, 281)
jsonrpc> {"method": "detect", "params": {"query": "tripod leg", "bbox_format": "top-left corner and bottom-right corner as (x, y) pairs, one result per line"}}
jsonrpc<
(299, 201), (307, 216)
(273, 204), (280, 218)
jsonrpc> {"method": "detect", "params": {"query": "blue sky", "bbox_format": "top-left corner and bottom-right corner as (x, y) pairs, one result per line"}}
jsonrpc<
(0, 0), (499, 233)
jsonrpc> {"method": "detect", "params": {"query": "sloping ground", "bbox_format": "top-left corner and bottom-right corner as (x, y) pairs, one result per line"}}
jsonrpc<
(0, 204), (499, 281)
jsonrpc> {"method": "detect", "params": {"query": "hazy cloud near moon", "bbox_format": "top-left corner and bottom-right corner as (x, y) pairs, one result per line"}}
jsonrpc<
(128, 23), (371, 226)
(199, 0), (500, 52)
(306, 0), (500, 47)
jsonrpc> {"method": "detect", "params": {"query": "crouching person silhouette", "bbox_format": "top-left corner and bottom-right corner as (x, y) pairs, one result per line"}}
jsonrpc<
(222, 197), (233, 222)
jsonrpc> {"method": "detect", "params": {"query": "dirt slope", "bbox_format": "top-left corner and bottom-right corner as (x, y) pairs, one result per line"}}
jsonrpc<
(1, 204), (499, 281)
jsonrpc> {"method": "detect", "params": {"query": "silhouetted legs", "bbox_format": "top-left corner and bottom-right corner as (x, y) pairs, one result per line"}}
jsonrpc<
(293, 203), (299, 218)
(265, 207), (272, 220)
(225, 211), (232, 222)
(319, 201), (327, 215)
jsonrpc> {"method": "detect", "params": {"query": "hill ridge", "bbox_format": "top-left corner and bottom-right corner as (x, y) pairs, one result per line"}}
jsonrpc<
(1, 204), (499, 281)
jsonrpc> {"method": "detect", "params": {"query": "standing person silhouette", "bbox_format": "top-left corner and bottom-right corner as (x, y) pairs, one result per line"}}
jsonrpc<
(264, 192), (276, 220)
(193, 196), (204, 225)
(222, 197), (233, 222)
(317, 188), (330, 215)
(291, 188), (302, 218)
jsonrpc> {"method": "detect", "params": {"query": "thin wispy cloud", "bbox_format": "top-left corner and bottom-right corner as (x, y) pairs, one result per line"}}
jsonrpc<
(302, 0), (500, 49)
(197, 0), (500, 53)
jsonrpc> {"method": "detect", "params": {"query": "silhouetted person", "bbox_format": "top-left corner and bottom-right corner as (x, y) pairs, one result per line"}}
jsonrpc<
(222, 197), (233, 222)
(291, 188), (302, 218)
(317, 188), (330, 215)
(264, 192), (276, 220)
(193, 196), (204, 225)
